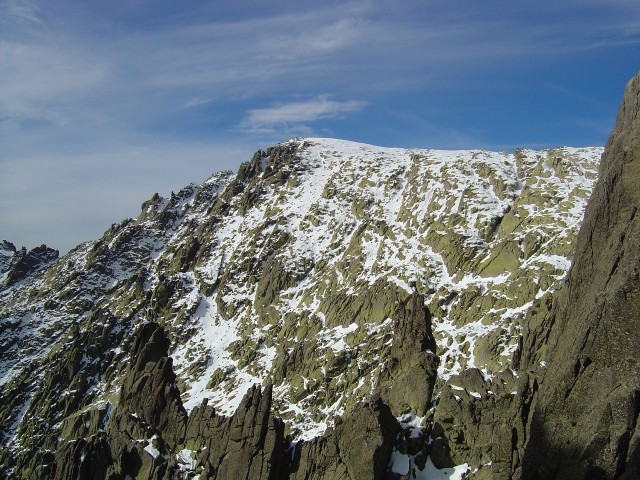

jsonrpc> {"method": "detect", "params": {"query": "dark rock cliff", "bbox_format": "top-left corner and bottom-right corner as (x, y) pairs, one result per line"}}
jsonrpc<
(520, 71), (640, 479)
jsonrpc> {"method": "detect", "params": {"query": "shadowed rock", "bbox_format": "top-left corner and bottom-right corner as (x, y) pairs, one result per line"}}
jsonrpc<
(289, 396), (401, 480)
(0, 241), (58, 289)
(49, 322), (289, 480)
(430, 369), (537, 479)
(521, 71), (640, 479)
(110, 322), (188, 449)
(184, 384), (287, 480)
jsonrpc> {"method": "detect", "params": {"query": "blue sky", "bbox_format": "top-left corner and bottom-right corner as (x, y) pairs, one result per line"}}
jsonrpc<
(1, 0), (639, 253)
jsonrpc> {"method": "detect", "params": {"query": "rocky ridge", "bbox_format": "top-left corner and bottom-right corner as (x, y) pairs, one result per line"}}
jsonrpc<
(0, 240), (59, 289)
(0, 119), (609, 477)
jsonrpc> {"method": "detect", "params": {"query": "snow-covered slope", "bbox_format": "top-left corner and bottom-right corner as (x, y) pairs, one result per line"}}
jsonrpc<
(0, 138), (601, 469)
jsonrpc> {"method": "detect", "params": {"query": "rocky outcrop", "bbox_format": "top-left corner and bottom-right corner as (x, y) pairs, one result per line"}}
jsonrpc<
(430, 368), (537, 479)
(289, 397), (400, 480)
(44, 322), (183, 480)
(44, 321), (410, 480)
(112, 323), (188, 443)
(104, 322), (188, 479)
(183, 385), (287, 480)
(288, 435), (351, 480)
(51, 434), (113, 480)
(379, 291), (439, 416)
(0, 240), (58, 289)
(336, 397), (400, 480)
(46, 322), (289, 480)
(520, 72), (640, 479)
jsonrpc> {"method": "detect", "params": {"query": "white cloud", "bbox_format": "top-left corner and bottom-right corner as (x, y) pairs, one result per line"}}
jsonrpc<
(241, 96), (366, 133)
(183, 96), (215, 108)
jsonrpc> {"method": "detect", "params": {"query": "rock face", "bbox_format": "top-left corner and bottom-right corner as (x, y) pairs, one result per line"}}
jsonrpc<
(0, 240), (58, 289)
(379, 291), (439, 416)
(288, 396), (400, 480)
(183, 384), (287, 480)
(111, 322), (188, 446)
(45, 322), (289, 480)
(104, 322), (188, 479)
(519, 72), (640, 479)
(429, 368), (537, 479)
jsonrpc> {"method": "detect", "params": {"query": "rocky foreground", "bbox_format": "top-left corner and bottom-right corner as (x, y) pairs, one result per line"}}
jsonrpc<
(1, 71), (639, 479)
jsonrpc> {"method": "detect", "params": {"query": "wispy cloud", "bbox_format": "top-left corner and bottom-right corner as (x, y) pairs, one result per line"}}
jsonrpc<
(183, 97), (215, 108)
(2, 1), (638, 131)
(241, 96), (366, 134)
(0, 0), (43, 26)
(0, 41), (112, 125)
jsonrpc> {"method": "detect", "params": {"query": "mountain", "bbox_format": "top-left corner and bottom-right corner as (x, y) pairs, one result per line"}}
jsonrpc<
(1, 72), (637, 479)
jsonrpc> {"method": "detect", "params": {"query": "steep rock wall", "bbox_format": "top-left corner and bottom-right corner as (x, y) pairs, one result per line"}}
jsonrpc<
(521, 72), (640, 479)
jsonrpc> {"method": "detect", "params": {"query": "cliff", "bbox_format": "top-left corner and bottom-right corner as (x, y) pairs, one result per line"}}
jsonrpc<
(520, 71), (640, 479)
